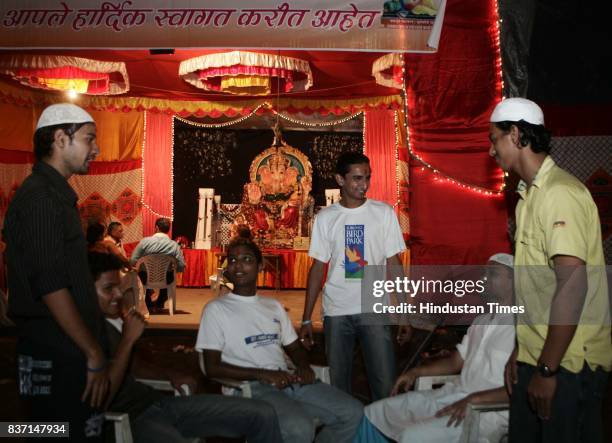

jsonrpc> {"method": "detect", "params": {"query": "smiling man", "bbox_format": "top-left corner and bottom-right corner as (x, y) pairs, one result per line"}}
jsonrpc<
(5, 103), (109, 440)
(489, 98), (611, 443)
(300, 152), (408, 401)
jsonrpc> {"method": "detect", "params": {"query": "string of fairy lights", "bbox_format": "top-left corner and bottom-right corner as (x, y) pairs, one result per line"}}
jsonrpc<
(398, 1), (507, 197)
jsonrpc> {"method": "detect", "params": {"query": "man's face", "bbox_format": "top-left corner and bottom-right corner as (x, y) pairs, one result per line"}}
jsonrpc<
(335, 162), (371, 204)
(59, 123), (99, 175)
(111, 225), (124, 240)
(95, 269), (123, 318)
(224, 244), (262, 291)
(488, 123), (518, 173)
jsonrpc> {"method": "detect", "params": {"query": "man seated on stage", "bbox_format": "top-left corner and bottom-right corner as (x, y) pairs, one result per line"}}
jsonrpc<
(196, 237), (363, 443)
(131, 218), (185, 313)
(88, 251), (282, 443)
(105, 221), (127, 259)
(354, 253), (516, 443)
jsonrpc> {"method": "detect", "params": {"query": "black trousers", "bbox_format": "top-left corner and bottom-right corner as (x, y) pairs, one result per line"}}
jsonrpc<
(18, 345), (104, 442)
(138, 270), (174, 309)
(509, 362), (609, 443)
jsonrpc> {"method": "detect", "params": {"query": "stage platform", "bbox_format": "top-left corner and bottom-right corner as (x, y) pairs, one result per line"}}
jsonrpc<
(147, 287), (322, 332)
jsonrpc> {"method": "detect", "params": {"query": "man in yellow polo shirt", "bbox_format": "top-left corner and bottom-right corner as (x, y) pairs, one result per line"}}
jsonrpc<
(488, 98), (610, 443)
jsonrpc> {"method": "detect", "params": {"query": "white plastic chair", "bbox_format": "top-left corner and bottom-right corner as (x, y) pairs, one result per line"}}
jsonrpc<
(415, 374), (509, 443)
(105, 378), (195, 443)
(135, 255), (178, 315)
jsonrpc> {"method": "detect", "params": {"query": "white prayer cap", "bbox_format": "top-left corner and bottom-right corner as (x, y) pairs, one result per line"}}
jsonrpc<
(490, 98), (544, 126)
(488, 253), (514, 269)
(35, 103), (94, 130)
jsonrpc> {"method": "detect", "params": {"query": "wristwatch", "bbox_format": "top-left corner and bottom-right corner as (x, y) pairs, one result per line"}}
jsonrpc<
(537, 362), (559, 377)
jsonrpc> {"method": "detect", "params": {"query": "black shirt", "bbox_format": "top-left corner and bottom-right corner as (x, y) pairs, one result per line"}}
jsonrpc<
(4, 161), (105, 359)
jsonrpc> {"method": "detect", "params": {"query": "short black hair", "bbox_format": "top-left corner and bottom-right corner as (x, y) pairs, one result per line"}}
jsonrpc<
(33, 122), (89, 161)
(235, 224), (252, 239)
(335, 151), (370, 176)
(107, 221), (122, 236)
(88, 251), (124, 282)
(227, 237), (262, 265)
(155, 218), (171, 233)
(494, 120), (552, 154)
(86, 222), (106, 246)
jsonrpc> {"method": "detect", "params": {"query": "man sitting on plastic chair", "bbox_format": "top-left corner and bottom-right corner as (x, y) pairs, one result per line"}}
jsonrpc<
(196, 238), (363, 443)
(88, 251), (282, 443)
(354, 253), (516, 443)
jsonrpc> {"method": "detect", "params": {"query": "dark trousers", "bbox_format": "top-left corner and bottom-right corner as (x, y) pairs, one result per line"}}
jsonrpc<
(18, 347), (103, 441)
(138, 271), (174, 309)
(509, 362), (609, 443)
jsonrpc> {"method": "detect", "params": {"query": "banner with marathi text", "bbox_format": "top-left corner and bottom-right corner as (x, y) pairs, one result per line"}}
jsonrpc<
(0, 0), (445, 52)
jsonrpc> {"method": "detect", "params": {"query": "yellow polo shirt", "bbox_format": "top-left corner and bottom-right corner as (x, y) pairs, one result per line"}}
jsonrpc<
(514, 156), (611, 373)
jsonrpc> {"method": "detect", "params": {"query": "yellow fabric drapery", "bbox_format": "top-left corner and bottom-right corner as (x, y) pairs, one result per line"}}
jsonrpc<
(220, 75), (272, 95)
(0, 102), (143, 161)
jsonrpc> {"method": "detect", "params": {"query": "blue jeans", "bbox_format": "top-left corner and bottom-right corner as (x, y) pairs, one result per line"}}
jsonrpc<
(324, 314), (396, 400)
(243, 381), (364, 443)
(509, 362), (609, 443)
(133, 393), (282, 443)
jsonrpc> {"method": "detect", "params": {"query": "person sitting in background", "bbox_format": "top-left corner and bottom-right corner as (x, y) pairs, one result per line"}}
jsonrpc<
(88, 251), (283, 443)
(104, 221), (127, 258)
(87, 222), (130, 268)
(130, 218), (185, 313)
(354, 253), (516, 443)
(196, 237), (363, 443)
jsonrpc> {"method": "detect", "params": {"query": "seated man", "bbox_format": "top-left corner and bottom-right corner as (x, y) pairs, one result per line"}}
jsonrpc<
(104, 221), (127, 259)
(355, 253), (515, 443)
(196, 237), (364, 443)
(130, 217), (185, 313)
(88, 251), (282, 443)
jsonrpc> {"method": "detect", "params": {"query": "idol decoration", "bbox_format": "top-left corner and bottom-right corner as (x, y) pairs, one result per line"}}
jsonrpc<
(239, 129), (313, 249)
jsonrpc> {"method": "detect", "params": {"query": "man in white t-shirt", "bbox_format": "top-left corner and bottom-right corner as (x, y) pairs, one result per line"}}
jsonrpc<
(196, 238), (363, 443)
(300, 152), (408, 400)
(353, 253), (516, 443)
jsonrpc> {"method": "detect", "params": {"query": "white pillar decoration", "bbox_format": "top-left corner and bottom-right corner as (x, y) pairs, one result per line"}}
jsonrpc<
(325, 189), (341, 206)
(195, 188), (215, 249)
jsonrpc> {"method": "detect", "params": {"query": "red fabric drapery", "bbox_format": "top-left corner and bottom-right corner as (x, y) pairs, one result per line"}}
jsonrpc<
(405, 0), (511, 265)
(364, 109), (398, 208)
(142, 111), (173, 236)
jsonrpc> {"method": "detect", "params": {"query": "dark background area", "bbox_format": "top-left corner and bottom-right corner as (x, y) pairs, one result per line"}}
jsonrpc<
(528, 0), (612, 104)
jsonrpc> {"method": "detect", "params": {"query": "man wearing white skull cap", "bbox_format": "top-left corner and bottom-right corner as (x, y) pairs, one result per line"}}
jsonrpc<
(489, 98), (610, 443)
(4, 103), (108, 440)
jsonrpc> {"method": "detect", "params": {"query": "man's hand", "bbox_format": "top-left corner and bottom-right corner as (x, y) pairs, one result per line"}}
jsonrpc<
(391, 369), (418, 395)
(168, 372), (198, 395)
(396, 324), (413, 346)
(527, 373), (557, 420)
(435, 395), (472, 427)
(257, 369), (295, 389)
(299, 323), (314, 350)
(122, 309), (146, 344)
(504, 346), (518, 395)
(82, 351), (110, 409)
(294, 365), (316, 385)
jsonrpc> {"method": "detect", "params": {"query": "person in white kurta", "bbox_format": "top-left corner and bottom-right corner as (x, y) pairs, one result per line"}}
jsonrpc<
(358, 253), (516, 443)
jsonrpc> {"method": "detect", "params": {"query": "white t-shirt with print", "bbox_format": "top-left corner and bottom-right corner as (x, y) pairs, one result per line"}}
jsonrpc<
(195, 293), (297, 371)
(308, 199), (406, 317)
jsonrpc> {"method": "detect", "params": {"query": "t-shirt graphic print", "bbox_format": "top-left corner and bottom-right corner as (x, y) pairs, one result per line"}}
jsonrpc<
(345, 224), (367, 279)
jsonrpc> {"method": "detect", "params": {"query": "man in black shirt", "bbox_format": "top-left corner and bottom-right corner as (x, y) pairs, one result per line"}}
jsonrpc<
(5, 103), (108, 440)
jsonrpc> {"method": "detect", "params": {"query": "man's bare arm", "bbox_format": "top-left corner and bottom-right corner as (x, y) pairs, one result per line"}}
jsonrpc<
(299, 259), (326, 349)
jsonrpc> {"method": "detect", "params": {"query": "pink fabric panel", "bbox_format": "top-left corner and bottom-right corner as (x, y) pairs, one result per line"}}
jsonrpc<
(142, 111), (173, 236)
